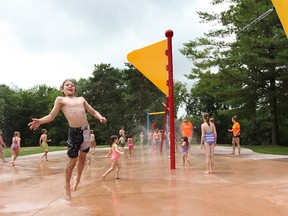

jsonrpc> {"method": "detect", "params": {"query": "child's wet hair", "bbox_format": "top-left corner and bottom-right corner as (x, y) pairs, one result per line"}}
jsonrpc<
(110, 135), (118, 147)
(60, 79), (77, 93)
(203, 112), (210, 126)
(182, 136), (189, 144)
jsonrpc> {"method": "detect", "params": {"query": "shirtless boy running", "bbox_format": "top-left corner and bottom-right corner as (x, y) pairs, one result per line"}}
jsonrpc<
(28, 79), (107, 200)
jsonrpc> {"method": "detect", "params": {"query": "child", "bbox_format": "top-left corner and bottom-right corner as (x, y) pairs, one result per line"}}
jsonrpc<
(119, 126), (125, 139)
(119, 135), (126, 153)
(201, 113), (217, 174)
(28, 79), (107, 201)
(90, 130), (96, 155)
(0, 129), (7, 163)
(102, 135), (124, 180)
(39, 128), (51, 161)
(127, 134), (134, 157)
(179, 136), (191, 166)
(139, 131), (144, 145)
(228, 115), (241, 155)
(11, 131), (21, 166)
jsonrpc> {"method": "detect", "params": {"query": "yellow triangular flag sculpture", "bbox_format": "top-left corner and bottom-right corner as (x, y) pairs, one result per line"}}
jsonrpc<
(271, 0), (288, 38)
(127, 40), (168, 96)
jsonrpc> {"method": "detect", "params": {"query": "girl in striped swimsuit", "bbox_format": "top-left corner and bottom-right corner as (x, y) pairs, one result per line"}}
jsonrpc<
(201, 113), (217, 174)
(11, 131), (21, 166)
(102, 135), (124, 181)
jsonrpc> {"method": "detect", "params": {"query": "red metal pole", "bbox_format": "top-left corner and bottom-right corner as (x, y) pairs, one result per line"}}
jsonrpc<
(165, 29), (175, 170)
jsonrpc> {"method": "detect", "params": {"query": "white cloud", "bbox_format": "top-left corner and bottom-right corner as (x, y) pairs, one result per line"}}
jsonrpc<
(0, 0), (217, 89)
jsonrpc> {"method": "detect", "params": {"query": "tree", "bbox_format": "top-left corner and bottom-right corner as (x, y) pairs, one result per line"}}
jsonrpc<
(180, 0), (288, 145)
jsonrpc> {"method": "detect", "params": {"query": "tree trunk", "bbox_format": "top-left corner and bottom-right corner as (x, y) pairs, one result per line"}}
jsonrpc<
(269, 78), (279, 146)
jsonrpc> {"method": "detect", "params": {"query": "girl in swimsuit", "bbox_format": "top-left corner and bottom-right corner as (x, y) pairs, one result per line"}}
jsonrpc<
(201, 113), (217, 174)
(102, 135), (124, 181)
(179, 136), (191, 166)
(127, 134), (134, 157)
(11, 131), (21, 166)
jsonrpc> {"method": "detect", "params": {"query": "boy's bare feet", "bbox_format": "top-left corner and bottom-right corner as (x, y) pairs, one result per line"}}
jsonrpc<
(204, 171), (210, 174)
(65, 185), (72, 201)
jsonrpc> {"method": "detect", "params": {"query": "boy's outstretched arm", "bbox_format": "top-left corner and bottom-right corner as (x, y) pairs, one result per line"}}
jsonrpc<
(28, 97), (62, 130)
(84, 99), (107, 124)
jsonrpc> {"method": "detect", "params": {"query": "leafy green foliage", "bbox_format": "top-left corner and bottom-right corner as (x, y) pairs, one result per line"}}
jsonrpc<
(0, 63), (175, 146)
(180, 0), (288, 145)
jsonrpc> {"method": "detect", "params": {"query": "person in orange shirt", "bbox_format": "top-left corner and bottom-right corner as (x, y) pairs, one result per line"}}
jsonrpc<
(228, 115), (241, 155)
(181, 118), (193, 153)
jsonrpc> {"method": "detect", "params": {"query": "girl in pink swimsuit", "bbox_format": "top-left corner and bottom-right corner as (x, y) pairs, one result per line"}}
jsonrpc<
(127, 134), (134, 157)
(102, 135), (124, 181)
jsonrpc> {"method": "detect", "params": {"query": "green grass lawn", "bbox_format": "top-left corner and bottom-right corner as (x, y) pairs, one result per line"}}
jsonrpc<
(242, 145), (288, 155)
(3, 146), (67, 158)
(2, 144), (288, 158)
(218, 144), (288, 155)
(3, 145), (110, 158)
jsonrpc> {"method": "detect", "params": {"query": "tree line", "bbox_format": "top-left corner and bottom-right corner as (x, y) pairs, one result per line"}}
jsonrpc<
(180, 0), (288, 146)
(0, 63), (183, 147)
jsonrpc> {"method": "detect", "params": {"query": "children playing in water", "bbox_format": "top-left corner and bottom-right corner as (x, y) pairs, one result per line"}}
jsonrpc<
(28, 79), (107, 201)
(102, 135), (124, 180)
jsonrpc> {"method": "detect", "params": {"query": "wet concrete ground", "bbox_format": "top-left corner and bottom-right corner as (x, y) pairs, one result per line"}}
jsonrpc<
(0, 145), (288, 216)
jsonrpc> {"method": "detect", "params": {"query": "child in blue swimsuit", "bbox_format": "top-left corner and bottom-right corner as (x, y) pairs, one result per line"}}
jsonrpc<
(201, 113), (217, 174)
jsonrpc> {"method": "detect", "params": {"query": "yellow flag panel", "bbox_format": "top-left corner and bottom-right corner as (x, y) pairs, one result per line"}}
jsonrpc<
(127, 40), (168, 96)
(271, 0), (288, 38)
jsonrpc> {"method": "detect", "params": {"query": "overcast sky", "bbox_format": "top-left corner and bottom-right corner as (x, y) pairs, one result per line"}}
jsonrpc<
(0, 0), (218, 90)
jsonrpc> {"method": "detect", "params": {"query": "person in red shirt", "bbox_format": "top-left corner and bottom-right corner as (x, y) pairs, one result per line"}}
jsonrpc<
(181, 118), (193, 153)
(228, 115), (241, 155)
